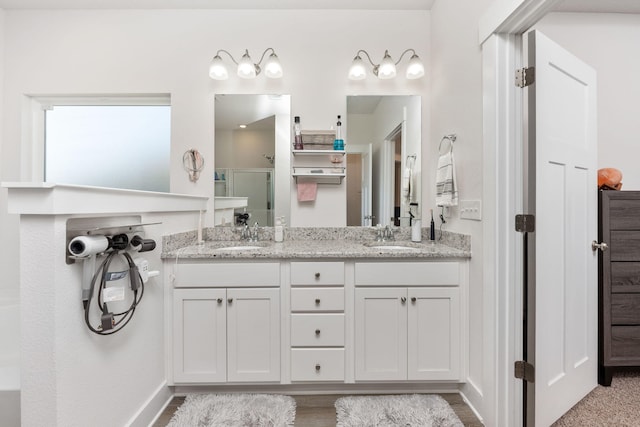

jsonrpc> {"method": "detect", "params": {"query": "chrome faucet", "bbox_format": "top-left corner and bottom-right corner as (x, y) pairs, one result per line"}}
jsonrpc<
(375, 225), (395, 242)
(249, 222), (260, 242)
(240, 224), (250, 240)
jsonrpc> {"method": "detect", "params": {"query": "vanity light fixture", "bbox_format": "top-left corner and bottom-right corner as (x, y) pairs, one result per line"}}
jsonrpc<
(348, 49), (425, 80)
(209, 48), (283, 80)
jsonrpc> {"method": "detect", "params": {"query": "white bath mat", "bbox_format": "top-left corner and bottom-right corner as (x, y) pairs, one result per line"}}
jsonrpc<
(335, 394), (464, 427)
(167, 393), (296, 427)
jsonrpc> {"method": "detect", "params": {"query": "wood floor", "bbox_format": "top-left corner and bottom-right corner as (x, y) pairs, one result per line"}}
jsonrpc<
(153, 393), (483, 426)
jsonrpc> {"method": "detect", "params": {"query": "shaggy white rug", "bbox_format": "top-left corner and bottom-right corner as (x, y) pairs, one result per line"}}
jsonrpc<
(167, 393), (296, 427)
(335, 394), (463, 427)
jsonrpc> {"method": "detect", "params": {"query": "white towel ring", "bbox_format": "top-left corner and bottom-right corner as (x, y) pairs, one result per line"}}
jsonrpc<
(438, 134), (457, 154)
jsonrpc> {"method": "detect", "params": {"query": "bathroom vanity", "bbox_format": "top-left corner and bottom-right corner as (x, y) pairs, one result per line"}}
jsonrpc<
(163, 228), (470, 391)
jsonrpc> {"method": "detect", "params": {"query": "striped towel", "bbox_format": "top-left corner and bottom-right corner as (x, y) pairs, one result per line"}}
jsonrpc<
(436, 149), (458, 206)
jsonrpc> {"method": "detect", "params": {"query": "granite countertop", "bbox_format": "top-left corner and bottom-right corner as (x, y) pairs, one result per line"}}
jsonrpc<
(162, 227), (471, 260)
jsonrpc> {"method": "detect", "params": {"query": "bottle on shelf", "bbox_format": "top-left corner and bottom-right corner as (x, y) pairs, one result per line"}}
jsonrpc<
(333, 115), (344, 151)
(293, 116), (304, 150)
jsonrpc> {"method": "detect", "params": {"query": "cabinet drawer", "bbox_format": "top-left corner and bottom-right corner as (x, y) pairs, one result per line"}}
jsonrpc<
(175, 262), (280, 287)
(291, 314), (344, 346)
(611, 294), (640, 324)
(291, 288), (344, 312)
(291, 262), (344, 286)
(611, 263), (640, 293)
(611, 326), (640, 359)
(355, 262), (459, 286)
(610, 231), (640, 262)
(291, 348), (345, 381)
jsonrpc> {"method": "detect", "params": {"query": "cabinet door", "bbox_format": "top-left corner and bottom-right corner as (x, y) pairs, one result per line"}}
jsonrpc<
(227, 288), (280, 382)
(355, 288), (407, 381)
(407, 287), (460, 380)
(173, 288), (226, 383)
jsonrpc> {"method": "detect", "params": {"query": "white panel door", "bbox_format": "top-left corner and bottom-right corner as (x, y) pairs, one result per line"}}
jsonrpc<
(408, 287), (461, 381)
(355, 287), (407, 381)
(529, 31), (598, 427)
(227, 288), (280, 382)
(173, 288), (226, 383)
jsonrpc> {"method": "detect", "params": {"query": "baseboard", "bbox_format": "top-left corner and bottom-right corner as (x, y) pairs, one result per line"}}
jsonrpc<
(126, 381), (174, 427)
(459, 388), (485, 426)
(174, 382), (462, 396)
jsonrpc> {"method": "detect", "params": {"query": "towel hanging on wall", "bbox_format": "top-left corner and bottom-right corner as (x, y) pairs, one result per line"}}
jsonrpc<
(435, 135), (458, 207)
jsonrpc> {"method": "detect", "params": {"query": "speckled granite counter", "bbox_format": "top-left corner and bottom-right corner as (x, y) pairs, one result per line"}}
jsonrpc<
(162, 227), (470, 260)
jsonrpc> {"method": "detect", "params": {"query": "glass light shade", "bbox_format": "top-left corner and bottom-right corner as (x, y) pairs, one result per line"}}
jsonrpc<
(264, 53), (283, 79)
(377, 52), (396, 79)
(209, 56), (229, 80)
(348, 56), (367, 80)
(237, 51), (257, 79)
(406, 54), (425, 79)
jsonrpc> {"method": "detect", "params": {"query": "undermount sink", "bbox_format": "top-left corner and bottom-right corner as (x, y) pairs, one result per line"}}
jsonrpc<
(214, 245), (263, 251)
(369, 245), (420, 251)
(364, 242), (421, 251)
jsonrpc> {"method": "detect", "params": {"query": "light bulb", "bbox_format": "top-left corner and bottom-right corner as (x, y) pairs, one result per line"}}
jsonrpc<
(264, 53), (283, 79)
(209, 55), (229, 80)
(406, 54), (425, 79)
(237, 50), (257, 79)
(377, 51), (396, 79)
(348, 55), (367, 80)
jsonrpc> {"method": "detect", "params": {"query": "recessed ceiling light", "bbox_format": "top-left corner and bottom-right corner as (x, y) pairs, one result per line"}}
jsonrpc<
(239, 124), (247, 129)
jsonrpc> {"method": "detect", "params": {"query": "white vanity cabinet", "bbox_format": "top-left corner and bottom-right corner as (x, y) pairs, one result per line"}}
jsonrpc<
(290, 261), (346, 382)
(354, 261), (463, 382)
(172, 262), (280, 384)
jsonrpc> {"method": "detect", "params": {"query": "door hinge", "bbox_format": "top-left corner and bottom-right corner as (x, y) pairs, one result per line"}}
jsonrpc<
(515, 360), (535, 382)
(515, 67), (535, 88)
(515, 214), (535, 233)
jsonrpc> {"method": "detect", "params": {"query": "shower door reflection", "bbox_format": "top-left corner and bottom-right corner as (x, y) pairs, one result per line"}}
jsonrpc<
(230, 168), (274, 226)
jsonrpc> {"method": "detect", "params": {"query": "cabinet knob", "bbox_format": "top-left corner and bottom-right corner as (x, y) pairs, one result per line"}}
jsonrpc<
(315, 364), (321, 371)
(315, 329), (321, 336)
(411, 297), (417, 303)
(217, 298), (223, 304)
(401, 297), (407, 304)
(314, 272), (321, 279)
(227, 298), (233, 304)
(315, 298), (321, 305)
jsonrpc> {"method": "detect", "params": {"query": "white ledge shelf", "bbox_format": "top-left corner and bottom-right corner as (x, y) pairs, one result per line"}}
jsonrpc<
(292, 167), (345, 184)
(292, 149), (345, 156)
(2, 182), (208, 215)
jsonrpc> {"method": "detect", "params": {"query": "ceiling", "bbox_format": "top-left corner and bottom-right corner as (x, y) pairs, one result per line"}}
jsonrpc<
(554, 0), (640, 14)
(0, 0), (638, 13)
(0, 0), (435, 10)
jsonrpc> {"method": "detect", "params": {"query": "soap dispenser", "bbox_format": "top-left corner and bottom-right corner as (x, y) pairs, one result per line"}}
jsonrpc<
(274, 216), (285, 242)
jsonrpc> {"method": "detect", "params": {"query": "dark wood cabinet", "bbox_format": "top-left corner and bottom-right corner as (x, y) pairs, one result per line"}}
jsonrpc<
(599, 190), (640, 385)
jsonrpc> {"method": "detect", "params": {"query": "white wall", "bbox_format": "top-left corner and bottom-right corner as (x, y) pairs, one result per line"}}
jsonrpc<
(1, 7), (430, 225)
(430, 0), (495, 424)
(534, 12), (640, 190)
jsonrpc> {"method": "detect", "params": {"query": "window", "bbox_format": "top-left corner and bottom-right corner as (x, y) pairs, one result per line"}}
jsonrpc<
(43, 99), (170, 192)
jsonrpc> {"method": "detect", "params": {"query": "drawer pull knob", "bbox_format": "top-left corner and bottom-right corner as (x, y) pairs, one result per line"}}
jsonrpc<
(315, 298), (321, 305)
(401, 297), (407, 304)
(217, 298), (223, 304)
(315, 364), (321, 371)
(315, 272), (321, 279)
(315, 329), (321, 335)
(411, 297), (417, 303)
(228, 298), (233, 304)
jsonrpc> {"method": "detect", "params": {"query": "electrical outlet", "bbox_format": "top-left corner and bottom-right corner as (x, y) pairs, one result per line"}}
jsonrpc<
(459, 200), (482, 221)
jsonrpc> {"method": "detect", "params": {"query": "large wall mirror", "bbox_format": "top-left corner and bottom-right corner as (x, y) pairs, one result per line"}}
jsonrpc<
(214, 94), (291, 227)
(346, 95), (421, 227)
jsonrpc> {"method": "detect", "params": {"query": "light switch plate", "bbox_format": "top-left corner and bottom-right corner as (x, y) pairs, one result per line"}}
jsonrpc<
(460, 200), (482, 221)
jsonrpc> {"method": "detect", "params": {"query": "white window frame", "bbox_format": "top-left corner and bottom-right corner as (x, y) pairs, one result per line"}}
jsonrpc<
(24, 93), (171, 183)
